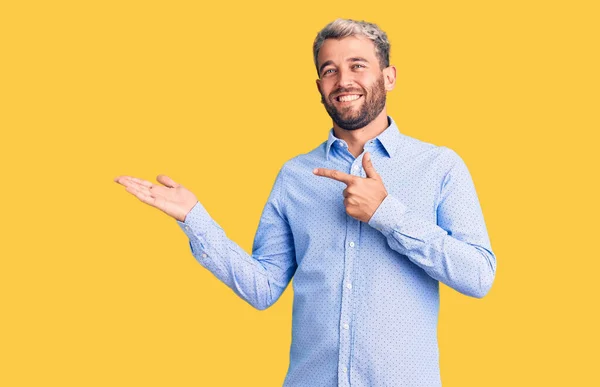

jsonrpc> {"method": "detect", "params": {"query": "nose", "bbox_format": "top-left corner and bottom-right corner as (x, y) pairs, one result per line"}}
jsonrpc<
(336, 67), (355, 88)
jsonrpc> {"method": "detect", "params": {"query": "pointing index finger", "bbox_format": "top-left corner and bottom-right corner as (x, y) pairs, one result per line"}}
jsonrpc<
(313, 168), (354, 185)
(362, 152), (380, 179)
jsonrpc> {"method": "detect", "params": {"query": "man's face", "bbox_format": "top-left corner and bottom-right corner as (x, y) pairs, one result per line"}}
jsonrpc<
(316, 36), (391, 131)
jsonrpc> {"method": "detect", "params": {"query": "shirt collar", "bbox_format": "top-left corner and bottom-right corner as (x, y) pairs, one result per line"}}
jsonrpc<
(325, 116), (402, 160)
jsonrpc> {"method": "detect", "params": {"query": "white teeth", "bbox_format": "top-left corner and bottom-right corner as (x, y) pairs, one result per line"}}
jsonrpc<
(338, 94), (361, 102)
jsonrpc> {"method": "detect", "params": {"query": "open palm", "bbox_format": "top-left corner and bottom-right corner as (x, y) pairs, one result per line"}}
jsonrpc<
(114, 174), (198, 222)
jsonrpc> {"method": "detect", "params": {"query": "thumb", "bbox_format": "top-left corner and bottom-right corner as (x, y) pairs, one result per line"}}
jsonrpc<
(362, 152), (380, 179)
(156, 174), (180, 188)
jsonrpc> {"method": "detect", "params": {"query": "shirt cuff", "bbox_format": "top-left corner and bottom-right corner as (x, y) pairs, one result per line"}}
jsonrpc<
(367, 194), (409, 235)
(176, 200), (217, 240)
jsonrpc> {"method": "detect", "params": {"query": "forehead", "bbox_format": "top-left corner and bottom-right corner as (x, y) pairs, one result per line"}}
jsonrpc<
(317, 36), (378, 67)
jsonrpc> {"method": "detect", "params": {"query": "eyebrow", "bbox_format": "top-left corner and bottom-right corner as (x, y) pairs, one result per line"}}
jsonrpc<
(319, 57), (370, 75)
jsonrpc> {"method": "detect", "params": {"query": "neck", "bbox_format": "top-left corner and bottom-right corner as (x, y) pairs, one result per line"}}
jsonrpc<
(332, 109), (389, 158)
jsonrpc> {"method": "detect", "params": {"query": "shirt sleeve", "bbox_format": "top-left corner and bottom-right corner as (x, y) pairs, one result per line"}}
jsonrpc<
(368, 149), (497, 298)
(176, 166), (297, 310)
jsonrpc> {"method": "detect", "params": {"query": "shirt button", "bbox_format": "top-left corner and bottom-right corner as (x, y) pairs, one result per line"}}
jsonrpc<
(343, 323), (349, 330)
(342, 366), (347, 373)
(349, 241), (355, 248)
(201, 253), (207, 258)
(352, 165), (359, 171)
(346, 283), (352, 289)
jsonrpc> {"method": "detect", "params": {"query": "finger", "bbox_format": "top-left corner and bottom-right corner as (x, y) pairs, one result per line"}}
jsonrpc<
(114, 175), (132, 184)
(157, 174), (180, 188)
(343, 187), (349, 198)
(116, 176), (154, 190)
(313, 168), (354, 185)
(114, 175), (137, 183)
(115, 176), (154, 190)
(345, 196), (358, 206)
(116, 175), (175, 206)
(130, 176), (154, 187)
(362, 152), (380, 179)
(115, 176), (140, 187)
(125, 183), (156, 206)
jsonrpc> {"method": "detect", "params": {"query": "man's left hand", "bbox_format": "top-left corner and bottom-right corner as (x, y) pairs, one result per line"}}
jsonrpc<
(313, 152), (388, 223)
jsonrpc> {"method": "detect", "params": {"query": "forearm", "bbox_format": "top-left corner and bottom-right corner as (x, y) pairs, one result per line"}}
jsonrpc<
(178, 201), (294, 310)
(369, 194), (496, 298)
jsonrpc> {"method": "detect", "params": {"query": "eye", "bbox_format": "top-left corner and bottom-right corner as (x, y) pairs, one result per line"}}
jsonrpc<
(323, 68), (336, 75)
(352, 64), (366, 69)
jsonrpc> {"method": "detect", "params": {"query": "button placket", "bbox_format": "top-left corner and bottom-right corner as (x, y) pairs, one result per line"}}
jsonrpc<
(337, 211), (360, 386)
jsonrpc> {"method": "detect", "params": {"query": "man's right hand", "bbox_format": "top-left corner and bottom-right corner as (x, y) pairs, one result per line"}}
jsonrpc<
(114, 174), (198, 222)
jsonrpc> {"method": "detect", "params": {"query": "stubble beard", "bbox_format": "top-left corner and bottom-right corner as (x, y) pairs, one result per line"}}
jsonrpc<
(322, 75), (387, 131)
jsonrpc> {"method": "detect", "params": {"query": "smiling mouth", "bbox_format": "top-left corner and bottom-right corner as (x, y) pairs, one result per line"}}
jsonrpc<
(335, 94), (363, 103)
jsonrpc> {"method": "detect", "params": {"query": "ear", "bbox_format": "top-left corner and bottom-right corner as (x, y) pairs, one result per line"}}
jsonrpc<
(316, 78), (324, 103)
(382, 65), (397, 91)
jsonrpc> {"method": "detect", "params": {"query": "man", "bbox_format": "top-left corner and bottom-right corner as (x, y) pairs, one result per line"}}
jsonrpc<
(115, 18), (496, 387)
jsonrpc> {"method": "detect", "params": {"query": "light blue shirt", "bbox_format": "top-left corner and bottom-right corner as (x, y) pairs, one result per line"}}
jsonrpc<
(177, 116), (496, 386)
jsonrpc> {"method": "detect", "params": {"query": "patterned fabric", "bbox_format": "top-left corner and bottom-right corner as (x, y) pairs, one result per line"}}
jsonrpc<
(177, 116), (496, 386)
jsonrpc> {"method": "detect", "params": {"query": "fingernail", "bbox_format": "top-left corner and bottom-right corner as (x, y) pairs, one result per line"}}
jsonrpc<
(313, 168), (318, 174)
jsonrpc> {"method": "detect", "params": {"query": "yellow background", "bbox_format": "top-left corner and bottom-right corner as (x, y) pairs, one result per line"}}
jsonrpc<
(1, 0), (598, 385)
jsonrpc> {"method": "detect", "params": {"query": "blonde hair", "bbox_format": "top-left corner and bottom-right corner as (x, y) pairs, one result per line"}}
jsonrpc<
(313, 18), (391, 75)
